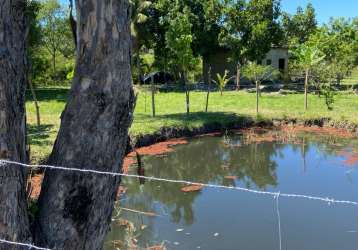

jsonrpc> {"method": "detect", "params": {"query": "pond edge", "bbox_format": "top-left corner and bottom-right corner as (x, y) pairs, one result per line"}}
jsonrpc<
(129, 117), (358, 150)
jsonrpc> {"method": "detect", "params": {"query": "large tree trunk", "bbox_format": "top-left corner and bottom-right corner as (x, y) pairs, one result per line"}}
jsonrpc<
(0, 0), (31, 247)
(34, 0), (135, 249)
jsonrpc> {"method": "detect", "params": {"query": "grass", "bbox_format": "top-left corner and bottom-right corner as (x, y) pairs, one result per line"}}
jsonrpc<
(342, 67), (358, 85)
(26, 87), (358, 163)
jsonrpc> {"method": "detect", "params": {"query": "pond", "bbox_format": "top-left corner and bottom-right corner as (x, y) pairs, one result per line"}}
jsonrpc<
(105, 128), (358, 250)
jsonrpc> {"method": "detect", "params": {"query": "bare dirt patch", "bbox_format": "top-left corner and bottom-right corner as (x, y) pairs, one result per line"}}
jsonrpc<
(28, 174), (43, 199)
(128, 138), (188, 157)
(181, 184), (204, 192)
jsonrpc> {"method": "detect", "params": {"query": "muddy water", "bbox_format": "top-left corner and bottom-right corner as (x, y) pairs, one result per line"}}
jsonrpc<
(105, 131), (358, 250)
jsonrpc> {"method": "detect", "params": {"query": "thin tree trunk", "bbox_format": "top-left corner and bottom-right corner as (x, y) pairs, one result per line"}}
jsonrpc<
(28, 71), (41, 127)
(336, 74), (342, 85)
(151, 79), (155, 117)
(69, 0), (77, 48)
(0, 0), (31, 246)
(304, 68), (309, 111)
(205, 67), (211, 112)
(35, 1), (135, 249)
(183, 72), (190, 115)
(144, 91), (147, 112)
(164, 57), (168, 91)
(137, 53), (143, 85)
(256, 80), (259, 115)
(186, 89), (190, 115)
(52, 49), (56, 75)
(236, 62), (241, 90)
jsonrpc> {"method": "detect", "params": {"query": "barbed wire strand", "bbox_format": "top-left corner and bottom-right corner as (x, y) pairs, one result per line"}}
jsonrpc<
(1, 159), (358, 207)
(0, 239), (51, 250)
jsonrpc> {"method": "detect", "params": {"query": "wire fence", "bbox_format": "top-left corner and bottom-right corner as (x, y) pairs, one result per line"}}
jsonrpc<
(0, 239), (51, 250)
(1, 158), (358, 249)
(1, 159), (358, 206)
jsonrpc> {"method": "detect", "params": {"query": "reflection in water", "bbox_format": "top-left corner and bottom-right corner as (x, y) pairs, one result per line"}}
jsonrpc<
(105, 131), (358, 250)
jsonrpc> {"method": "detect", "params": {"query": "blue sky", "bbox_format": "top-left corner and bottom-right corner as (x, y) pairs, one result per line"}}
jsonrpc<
(281, 0), (358, 24)
(60, 0), (357, 24)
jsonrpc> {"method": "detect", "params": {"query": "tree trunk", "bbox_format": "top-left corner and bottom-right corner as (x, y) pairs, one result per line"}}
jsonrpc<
(151, 80), (155, 117)
(205, 67), (211, 112)
(186, 89), (190, 115)
(144, 92), (147, 112)
(236, 62), (241, 90)
(0, 0), (31, 247)
(69, 0), (77, 48)
(34, 1), (135, 249)
(183, 72), (190, 115)
(52, 48), (56, 76)
(28, 70), (41, 127)
(336, 74), (342, 85)
(304, 69), (309, 111)
(256, 80), (259, 115)
(137, 53), (143, 85)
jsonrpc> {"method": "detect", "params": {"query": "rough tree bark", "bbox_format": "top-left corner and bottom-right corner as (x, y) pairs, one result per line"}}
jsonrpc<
(34, 0), (135, 249)
(0, 0), (31, 247)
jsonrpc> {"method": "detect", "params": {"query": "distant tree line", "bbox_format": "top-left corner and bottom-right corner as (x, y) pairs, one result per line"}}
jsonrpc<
(27, 0), (357, 90)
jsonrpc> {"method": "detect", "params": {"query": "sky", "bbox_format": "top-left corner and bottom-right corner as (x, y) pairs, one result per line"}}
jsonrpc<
(59, 0), (358, 25)
(281, 0), (358, 24)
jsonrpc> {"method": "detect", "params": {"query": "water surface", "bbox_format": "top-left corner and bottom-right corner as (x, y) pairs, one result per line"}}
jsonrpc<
(105, 130), (358, 250)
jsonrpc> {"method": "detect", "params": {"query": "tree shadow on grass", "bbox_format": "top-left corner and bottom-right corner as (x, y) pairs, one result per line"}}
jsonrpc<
(27, 124), (55, 147)
(26, 88), (69, 102)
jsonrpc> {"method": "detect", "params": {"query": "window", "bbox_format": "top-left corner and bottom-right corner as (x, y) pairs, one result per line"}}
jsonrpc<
(266, 59), (272, 65)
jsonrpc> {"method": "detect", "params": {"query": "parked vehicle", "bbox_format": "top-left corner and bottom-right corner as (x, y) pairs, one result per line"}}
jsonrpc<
(142, 71), (174, 84)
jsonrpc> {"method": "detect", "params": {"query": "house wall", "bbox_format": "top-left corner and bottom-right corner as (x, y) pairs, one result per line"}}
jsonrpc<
(203, 48), (289, 84)
(260, 48), (289, 71)
(203, 50), (236, 84)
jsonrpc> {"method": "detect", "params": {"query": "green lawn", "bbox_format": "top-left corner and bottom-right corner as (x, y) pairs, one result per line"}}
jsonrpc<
(26, 87), (358, 163)
(342, 67), (358, 85)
